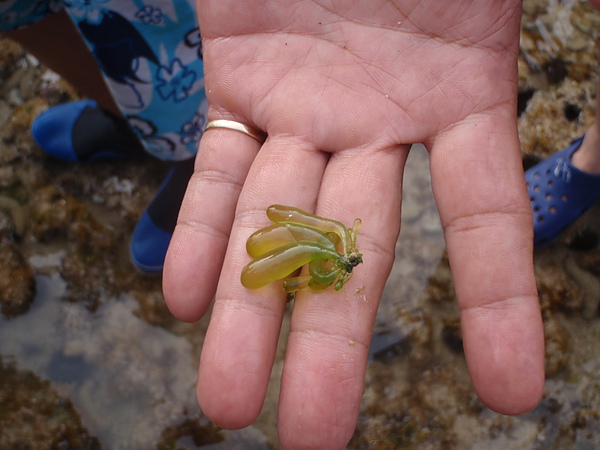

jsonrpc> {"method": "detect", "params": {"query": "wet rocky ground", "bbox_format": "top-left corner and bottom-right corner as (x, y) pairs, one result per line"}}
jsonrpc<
(1, 0), (600, 448)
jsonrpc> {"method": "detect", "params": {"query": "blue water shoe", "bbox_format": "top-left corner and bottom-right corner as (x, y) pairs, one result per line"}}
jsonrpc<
(130, 158), (194, 272)
(31, 100), (147, 162)
(526, 136), (600, 248)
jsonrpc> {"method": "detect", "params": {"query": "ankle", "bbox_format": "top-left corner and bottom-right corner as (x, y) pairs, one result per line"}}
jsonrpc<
(571, 128), (600, 175)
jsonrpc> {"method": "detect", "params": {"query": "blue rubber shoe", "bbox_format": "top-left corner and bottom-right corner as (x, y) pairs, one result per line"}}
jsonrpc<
(31, 100), (147, 162)
(130, 159), (194, 272)
(526, 136), (600, 248)
(130, 210), (174, 272)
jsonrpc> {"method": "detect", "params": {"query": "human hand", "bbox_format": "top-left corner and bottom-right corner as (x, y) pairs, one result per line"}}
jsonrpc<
(163, 1), (545, 448)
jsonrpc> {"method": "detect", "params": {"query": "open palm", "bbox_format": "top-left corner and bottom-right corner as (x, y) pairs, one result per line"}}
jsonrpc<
(164, 1), (544, 448)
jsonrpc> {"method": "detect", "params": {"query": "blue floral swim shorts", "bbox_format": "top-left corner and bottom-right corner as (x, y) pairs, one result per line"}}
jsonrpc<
(1, 0), (207, 161)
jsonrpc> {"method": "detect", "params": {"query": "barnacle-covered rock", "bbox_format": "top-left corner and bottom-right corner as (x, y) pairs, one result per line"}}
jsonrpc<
(29, 185), (116, 252)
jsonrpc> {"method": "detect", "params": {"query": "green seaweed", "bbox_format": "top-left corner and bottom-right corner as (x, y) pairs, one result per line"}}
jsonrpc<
(241, 205), (362, 292)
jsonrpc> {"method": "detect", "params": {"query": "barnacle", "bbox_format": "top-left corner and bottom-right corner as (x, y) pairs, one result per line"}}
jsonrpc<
(241, 205), (362, 293)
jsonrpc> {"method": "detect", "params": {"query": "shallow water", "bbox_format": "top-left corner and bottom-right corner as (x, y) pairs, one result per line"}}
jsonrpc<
(2, 0), (600, 448)
(0, 262), (271, 447)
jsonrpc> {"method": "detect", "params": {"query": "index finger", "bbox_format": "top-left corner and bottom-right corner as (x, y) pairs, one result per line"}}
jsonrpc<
(429, 116), (545, 415)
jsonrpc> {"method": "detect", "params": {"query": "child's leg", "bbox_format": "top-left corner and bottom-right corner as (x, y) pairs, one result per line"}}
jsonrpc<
(62, 0), (207, 161)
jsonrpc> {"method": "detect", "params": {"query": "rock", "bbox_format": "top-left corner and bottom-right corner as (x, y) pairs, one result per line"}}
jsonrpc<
(0, 220), (35, 318)
(0, 357), (100, 449)
(544, 316), (570, 377)
(536, 258), (585, 313)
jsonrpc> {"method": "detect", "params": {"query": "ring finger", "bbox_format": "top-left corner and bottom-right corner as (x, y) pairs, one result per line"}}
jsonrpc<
(163, 116), (265, 321)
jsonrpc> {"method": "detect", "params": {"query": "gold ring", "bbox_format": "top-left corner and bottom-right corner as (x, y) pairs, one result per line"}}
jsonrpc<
(205, 119), (267, 144)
